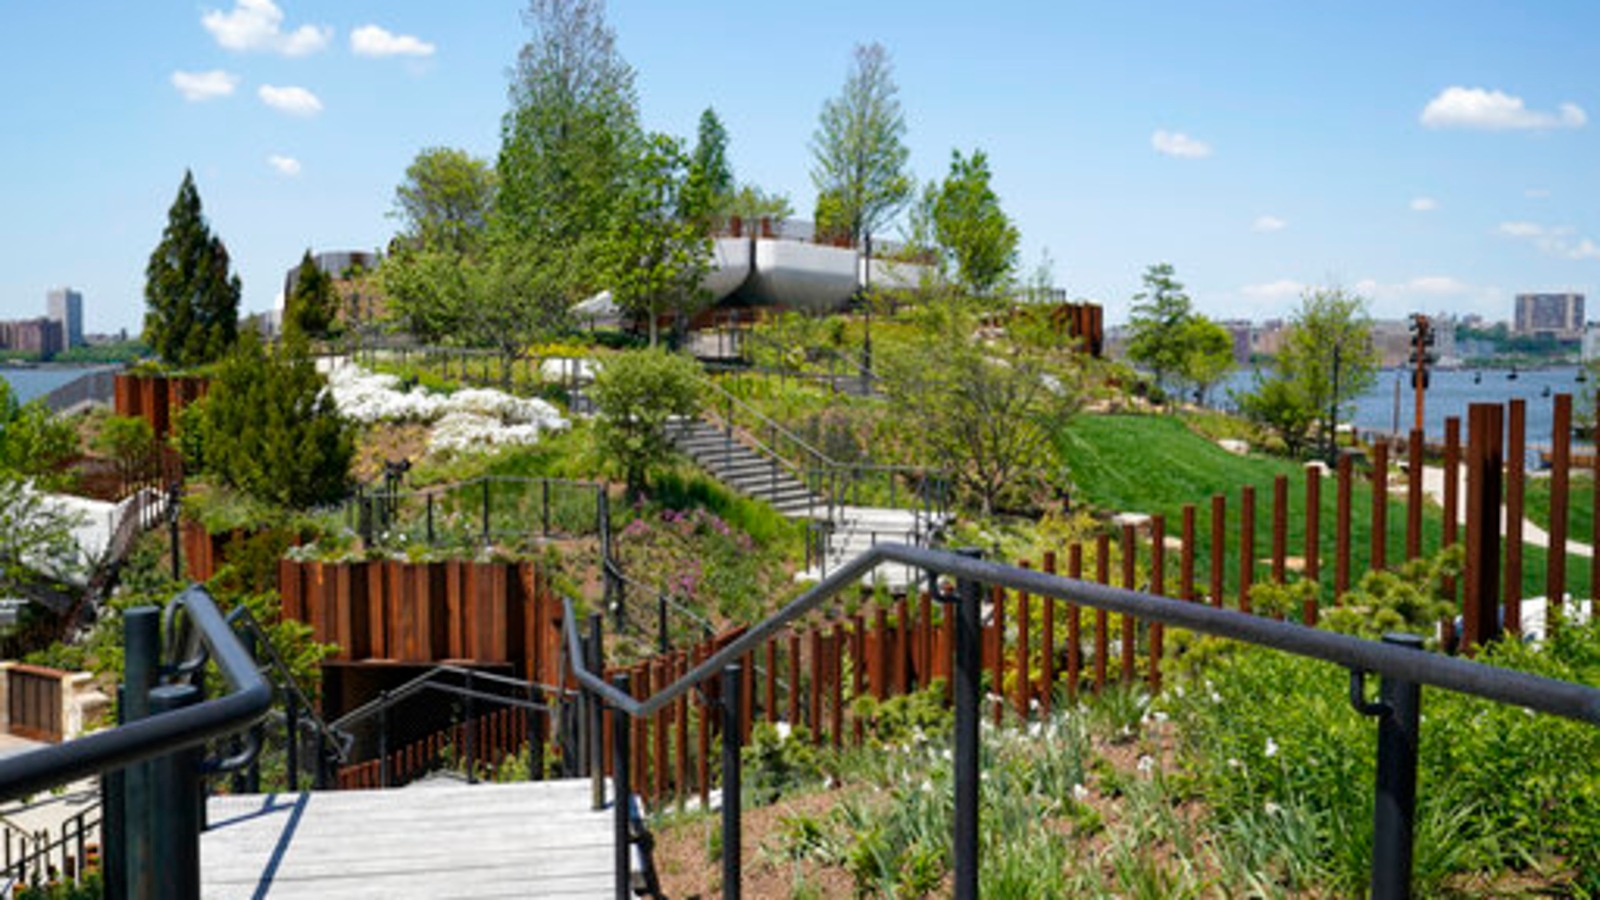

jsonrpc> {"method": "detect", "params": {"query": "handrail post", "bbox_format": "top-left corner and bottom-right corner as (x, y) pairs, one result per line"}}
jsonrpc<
(949, 548), (983, 900)
(721, 663), (744, 900)
(611, 674), (632, 900)
(121, 606), (160, 900)
(465, 670), (477, 784)
(657, 594), (669, 654)
(482, 479), (491, 545)
(150, 684), (202, 900)
(1362, 633), (1424, 900)
(101, 690), (127, 900)
(588, 614), (606, 810)
(285, 697), (300, 791)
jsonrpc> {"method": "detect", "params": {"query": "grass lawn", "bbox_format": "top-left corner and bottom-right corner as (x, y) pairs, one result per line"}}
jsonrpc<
(1525, 471), (1595, 548)
(1056, 413), (1591, 605)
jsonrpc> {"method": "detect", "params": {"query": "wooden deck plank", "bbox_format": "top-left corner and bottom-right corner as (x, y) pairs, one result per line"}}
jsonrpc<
(202, 779), (614, 899)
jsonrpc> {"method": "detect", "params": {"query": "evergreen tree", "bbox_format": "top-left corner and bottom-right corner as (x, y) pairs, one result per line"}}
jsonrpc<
(810, 42), (912, 244)
(284, 250), (338, 340)
(143, 170), (241, 367)
(1125, 262), (1195, 401)
(195, 330), (353, 508)
(684, 107), (733, 228)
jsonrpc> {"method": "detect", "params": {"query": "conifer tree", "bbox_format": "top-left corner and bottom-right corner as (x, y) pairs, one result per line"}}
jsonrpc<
(143, 170), (241, 367)
(284, 250), (337, 339)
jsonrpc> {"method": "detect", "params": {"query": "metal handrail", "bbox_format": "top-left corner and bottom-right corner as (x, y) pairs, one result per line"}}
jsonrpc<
(226, 606), (351, 764)
(568, 544), (1600, 722)
(601, 557), (715, 642)
(0, 586), (271, 803)
(330, 663), (566, 732)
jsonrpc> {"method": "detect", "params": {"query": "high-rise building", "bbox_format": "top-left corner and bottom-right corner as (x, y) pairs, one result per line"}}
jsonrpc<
(46, 287), (83, 348)
(1513, 292), (1584, 339)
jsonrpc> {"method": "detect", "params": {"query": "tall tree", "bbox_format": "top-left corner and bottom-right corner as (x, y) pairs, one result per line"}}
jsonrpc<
(809, 42), (912, 245)
(685, 107), (733, 227)
(284, 250), (338, 340)
(392, 147), (496, 254)
(605, 134), (712, 346)
(1178, 316), (1236, 405)
(1282, 287), (1379, 458)
(930, 148), (1019, 298)
(591, 348), (704, 497)
(143, 170), (241, 367)
(497, 0), (639, 255)
(1124, 262), (1195, 401)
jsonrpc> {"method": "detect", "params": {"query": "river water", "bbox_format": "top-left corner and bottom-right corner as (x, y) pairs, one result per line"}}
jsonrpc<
(1220, 365), (1590, 444)
(0, 366), (115, 404)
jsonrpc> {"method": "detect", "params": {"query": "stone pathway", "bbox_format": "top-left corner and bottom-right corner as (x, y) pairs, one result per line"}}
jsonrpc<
(1415, 466), (1593, 558)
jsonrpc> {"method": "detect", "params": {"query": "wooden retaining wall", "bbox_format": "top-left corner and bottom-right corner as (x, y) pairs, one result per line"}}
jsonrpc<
(277, 559), (564, 688)
(113, 372), (209, 439)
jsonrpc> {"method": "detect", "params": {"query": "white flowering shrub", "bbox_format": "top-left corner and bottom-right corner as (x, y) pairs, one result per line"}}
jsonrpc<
(320, 360), (568, 454)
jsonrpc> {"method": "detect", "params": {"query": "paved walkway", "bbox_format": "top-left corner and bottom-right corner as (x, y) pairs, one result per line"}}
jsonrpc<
(202, 779), (614, 899)
(1415, 467), (1593, 558)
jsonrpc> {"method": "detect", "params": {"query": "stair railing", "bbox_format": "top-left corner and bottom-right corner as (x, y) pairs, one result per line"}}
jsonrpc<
(563, 542), (1600, 900)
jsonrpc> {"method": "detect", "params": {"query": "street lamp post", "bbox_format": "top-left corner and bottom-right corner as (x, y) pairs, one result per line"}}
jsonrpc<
(861, 233), (873, 393)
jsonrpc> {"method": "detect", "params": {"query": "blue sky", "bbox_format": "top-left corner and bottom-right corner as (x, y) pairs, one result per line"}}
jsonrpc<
(2, 1), (1596, 334)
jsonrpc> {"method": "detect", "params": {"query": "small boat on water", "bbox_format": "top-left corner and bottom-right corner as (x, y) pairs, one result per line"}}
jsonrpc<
(1579, 370), (1589, 383)
(1473, 371), (1482, 384)
(1507, 366), (1519, 381)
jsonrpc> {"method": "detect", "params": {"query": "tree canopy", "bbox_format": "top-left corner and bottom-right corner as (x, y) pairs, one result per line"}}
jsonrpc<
(284, 250), (338, 340)
(929, 148), (1019, 298)
(143, 170), (241, 368)
(392, 147), (496, 254)
(603, 133), (712, 345)
(810, 42), (912, 245)
(591, 348), (704, 496)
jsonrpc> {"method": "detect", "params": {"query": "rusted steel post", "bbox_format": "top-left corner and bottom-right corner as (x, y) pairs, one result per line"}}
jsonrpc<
(808, 628), (823, 744)
(675, 654), (688, 808)
(1150, 515), (1166, 691)
(918, 592), (934, 690)
(1463, 404), (1504, 654)
(1505, 401), (1525, 635)
(1094, 534), (1109, 691)
(1240, 485), (1256, 613)
(1407, 429), (1424, 560)
(1272, 476), (1288, 586)
(1547, 394), (1573, 636)
(764, 639), (777, 724)
(1182, 505), (1197, 602)
(851, 614), (866, 742)
(1210, 494), (1226, 608)
(1066, 544), (1082, 700)
(1015, 561), (1031, 717)
(1372, 440), (1389, 572)
(830, 625), (844, 748)
(1442, 417), (1461, 624)
(788, 631), (803, 724)
(1592, 394), (1600, 635)
(1305, 464), (1322, 585)
(894, 597), (910, 696)
(1040, 552), (1056, 715)
(1121, 525), (1137, 683)
(1336, 454), (1353, 597)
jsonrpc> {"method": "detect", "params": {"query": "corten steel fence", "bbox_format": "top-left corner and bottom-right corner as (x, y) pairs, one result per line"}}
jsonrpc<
(565, 542), (1600, 900)
(6, 665), (65, 744)
(0, 800), (100, 895)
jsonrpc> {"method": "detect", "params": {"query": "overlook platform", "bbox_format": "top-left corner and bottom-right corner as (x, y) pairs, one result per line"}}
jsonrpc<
(202, 779), (612, 899)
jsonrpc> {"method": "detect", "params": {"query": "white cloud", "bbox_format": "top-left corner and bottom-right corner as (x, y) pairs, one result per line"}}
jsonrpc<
(171, 69), (239, 102)
(1151, 129), (1212, 159)
(1241, 279), (1305, 302)
(1498, 221), (1545, 238)
(1252, 215), (1287, 233)
(1410, 196), (1437, 212)
(1420, 86), (1586, 131)
(1525, 188), (1551, 199)
(258, 84), (323, 116)
(267, 155), (301, 177)
(1569, 239), (1600, 260)
(202, 0), (331, 56)
(351, 24), (436, 58)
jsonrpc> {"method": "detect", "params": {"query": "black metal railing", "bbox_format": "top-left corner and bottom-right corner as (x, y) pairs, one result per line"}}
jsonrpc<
(224, 605), (350, 791)
(328, 664), (570, 789)
(348, 475), (609, 550)
(0, 586), (272, 900)
(601, 557), (715, 651)
(562, 543), (1600, 900)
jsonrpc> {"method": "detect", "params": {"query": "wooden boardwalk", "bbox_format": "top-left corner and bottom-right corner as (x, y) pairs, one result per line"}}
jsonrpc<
(202, 779), (613, 899)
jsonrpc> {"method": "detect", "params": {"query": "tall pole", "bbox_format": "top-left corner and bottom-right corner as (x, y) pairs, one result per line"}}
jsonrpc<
(1327, 343), (1343, 468)
(1413, 314), (1429, 434)
(861, 232), (874, 387)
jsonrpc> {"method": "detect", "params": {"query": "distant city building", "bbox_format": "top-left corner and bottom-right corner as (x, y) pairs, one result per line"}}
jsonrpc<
(1514, 292), (1584, 339)
(283, 250), (381, 300)
(0, 317), (65, 358)
(46, 287), (83, 348)
(1583, 324), (1600, 364)
(1249, 319), (1288, 359)
(1217, 320), (1252, 366)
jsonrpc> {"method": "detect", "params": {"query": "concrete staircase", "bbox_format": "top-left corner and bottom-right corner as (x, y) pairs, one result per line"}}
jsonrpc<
(666, 419), (824, 517)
